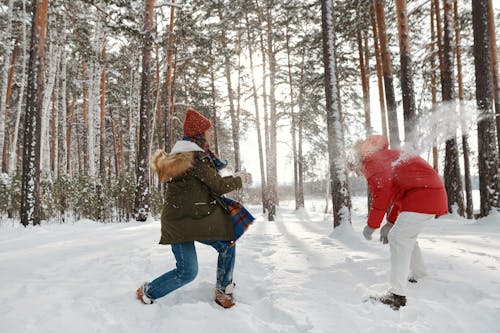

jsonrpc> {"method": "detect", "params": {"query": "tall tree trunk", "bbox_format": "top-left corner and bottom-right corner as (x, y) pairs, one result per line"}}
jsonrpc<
(134, 0), (154, 222)
(0, 0), (14, 162)
(255, 0), (271, 214)
(375, 0), (400, 148)
(285, 21), (301, 210)
(99, 37), (107, 182)
(218, 4), (240, 172)
(370, 5), (387, 138)
(50, 85), (56, 175)
(10, 0), (28, 175)
(164, 0), (176, 151)
(245, 12), (267, 213)
(454, 0), (473, 218)
(431, 1), (439, 171)
(81, 61), (89, 174)
(321, 0), (351, 227)
(442, 0), (465, 216)
(472, 0), (500, 216)
(357, 29), (372, 136)
(20, 0), (49, 226)
(209, 45), (219, 155)
(66, 93), (76, 175)
(265, 0), (278, 221)
(487, 0), (500, 155)
(58, 53), (67, 178)
(2, 36), (20, 173)
(395, 0), (416, 142)
(109, 108), (119, 178)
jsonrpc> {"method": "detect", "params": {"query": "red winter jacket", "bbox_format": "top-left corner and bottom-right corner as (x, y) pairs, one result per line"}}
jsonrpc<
(362, 149), (448, 229)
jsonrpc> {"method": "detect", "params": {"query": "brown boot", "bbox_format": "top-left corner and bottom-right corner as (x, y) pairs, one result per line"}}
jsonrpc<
(136, 282), (154, 304)
(215, 283), (235, 308)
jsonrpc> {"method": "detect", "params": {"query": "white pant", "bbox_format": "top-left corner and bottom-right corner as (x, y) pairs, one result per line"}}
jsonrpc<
(388, 212), (435, 296)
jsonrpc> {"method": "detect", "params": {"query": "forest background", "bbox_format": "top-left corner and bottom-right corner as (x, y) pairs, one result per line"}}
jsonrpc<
(0, 0), (499, 227)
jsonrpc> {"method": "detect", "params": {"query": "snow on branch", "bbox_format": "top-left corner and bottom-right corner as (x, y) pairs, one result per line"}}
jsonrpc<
(154, 1), (183, 9)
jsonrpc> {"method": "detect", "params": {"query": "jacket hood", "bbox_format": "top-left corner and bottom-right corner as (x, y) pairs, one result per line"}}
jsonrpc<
(170, 140), (204, 154)
(152, 141), (204, 181)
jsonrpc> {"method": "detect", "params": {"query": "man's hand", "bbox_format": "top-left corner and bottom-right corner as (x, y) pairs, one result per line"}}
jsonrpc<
(379, 222), (394, 244)
(363, 225), (376, 240)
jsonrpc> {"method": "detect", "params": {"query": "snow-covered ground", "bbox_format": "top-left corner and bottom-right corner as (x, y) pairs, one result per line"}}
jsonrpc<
(1, 197), (499, 333)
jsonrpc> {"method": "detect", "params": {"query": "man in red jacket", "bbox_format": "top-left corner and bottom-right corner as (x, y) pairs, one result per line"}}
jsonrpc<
(355, 135), (448, 310)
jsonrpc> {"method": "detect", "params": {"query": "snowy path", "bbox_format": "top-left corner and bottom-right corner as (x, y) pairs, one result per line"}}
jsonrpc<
(1, 200), (499, 333)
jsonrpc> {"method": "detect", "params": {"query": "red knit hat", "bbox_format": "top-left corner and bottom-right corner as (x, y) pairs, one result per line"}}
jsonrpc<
(360, 135), (389, 159)
(182, 108), (211, 137)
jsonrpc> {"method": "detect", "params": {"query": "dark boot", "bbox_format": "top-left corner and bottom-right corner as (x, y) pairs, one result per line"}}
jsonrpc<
(372, 292), (407, 310)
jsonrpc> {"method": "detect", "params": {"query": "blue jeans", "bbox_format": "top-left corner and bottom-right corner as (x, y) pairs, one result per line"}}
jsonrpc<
(145, 241), (236, 300)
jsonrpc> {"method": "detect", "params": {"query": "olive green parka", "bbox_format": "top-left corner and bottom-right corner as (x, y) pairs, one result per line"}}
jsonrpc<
(152, 141), (242, 244)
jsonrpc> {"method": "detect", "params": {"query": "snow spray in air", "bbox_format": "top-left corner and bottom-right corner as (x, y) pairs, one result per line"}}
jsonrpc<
(399, 100), (480, 160)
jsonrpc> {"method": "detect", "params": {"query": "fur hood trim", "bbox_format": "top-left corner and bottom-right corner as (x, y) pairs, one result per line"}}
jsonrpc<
(170, 140), (204, 154)
(151, 149), (195, 181)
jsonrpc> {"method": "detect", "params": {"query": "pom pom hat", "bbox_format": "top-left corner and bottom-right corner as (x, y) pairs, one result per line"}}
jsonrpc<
(183, 108), (211, 137)
(360, 135), (389, 160)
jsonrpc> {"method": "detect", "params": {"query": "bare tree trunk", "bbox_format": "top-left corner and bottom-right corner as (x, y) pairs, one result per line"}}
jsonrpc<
(2, 36), (19, 173)
(66, 93), (76, 175)
(431, 1), (439, 171)
(0, 0), (14, 161)
(99, 37), (107, 182)
(442, 0), (465, 216)
(487, 0), (500, 155)
(163, 0), (176, 151)
(134, 0), (154, 222)
(265, 0), (278, 221)
(255, 0), (271, 214)
(396, 0), (417, 142)
(209, 45), (219, 155)
(454, 0), (473, 218)
(357, 29), (372, 136)
(81, 61), (89, 174)
(472, 0), (500, 216)
(285, 21), (301, 210)
(321, 0), (351, 227)
(375, 0), (400, 148)
(50, 86), (56, 175)
(245, 12), (267, 213)
(370, 5), (387, 138)
(10, 0), (28, 175)
(20, 0), (49, 226)
(218, 4), (240, 172)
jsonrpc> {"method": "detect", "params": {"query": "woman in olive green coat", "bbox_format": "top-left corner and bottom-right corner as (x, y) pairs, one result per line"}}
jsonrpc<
(137, 109), (251, 308)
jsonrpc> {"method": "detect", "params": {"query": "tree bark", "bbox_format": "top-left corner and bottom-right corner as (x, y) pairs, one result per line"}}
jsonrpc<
(442, 0), (465, 216)
(20, 0), (49, 226)
(370, 4), (387, 138)
(164, 0), (176, 151)
(2, 36), (20, 173)
(395, 0), (416, 142)
(357, 29), (372, 136)
(375, 0), (400, 148)
(265, 0), (279, 221)
(487, 0), (500, 155)
(321, 0), (351, 227)
(431, 1), (439, 171)
(134, 0), (154, 222)
(454, 0), (473, 218)
(99, 37), (107, 182)
(472, 0), (500, 216)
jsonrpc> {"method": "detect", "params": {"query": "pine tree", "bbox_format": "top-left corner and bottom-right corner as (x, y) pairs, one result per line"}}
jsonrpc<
(20, 0), (49, 226)
(321, 0), (351, 227)
(472, 0), (500, 216)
